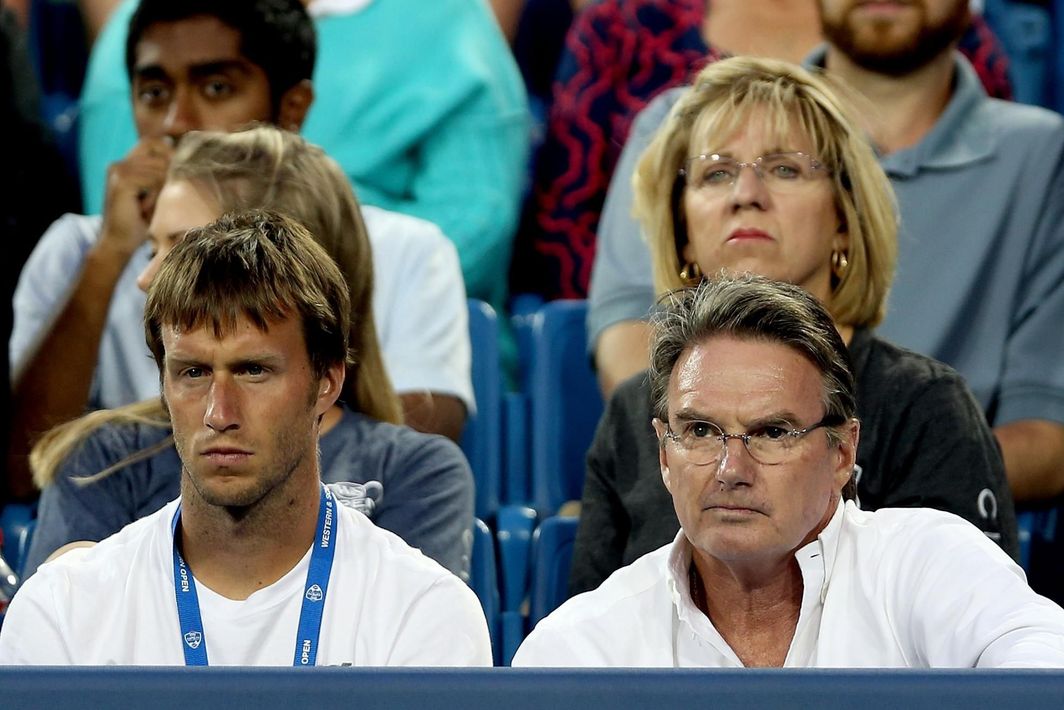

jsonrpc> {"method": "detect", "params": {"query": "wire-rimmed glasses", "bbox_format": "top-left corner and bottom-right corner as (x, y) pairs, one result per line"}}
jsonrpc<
(679, 152), (829, 194)
(661, 416), (843, 466)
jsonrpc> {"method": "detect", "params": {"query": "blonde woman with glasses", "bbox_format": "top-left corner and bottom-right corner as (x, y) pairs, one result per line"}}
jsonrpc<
(569, 56), (1015, 596)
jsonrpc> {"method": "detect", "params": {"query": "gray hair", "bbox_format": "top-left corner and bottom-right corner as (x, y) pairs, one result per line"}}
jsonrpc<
(649, 273), (857, 442)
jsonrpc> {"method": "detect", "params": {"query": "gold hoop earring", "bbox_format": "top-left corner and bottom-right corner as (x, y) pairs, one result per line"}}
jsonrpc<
(831, 250), (849, 278)
(679, 262), (703, 286)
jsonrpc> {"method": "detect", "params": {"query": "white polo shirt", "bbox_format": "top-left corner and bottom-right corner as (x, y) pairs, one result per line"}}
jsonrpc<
(0, 498), (491, 666)
(514, 501), (1064, 668)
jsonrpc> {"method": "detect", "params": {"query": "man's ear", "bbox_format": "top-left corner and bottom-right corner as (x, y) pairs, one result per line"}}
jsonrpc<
(833, 418), (860, 491)
(652, 418), (674, 492)
(315, 360), (345, 416)
(277, 80), (314, 132)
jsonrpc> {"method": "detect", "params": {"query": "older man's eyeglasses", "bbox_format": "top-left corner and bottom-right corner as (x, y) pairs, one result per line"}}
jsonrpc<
(679, 152), (829, 194)
(662, 416), (842, 466)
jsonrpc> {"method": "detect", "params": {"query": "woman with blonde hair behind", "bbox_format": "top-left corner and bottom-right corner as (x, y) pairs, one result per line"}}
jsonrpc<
(569, 57), (1016, 595)
(24, 126), (474, 577)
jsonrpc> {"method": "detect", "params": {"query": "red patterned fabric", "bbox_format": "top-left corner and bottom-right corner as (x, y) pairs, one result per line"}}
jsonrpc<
(513, 0), (1013, 300)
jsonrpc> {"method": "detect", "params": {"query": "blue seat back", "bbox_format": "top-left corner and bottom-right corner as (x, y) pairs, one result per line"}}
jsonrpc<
(528, 515), (579, 629)
(0, 503), (37, 579)
(461, 300), (502, 519)
(528, 301), (604, 514)
(469, 518), (500, 663)
(983, 0), (1052, 107)
(16, 519), (37, 579)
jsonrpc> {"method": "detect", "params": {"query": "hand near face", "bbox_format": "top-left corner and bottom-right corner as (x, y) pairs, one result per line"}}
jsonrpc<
(100, 136), (175, 257)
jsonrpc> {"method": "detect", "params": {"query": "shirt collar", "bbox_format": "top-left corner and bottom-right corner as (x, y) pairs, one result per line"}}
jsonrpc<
(881, 54), (993, 176)
(666, 499), (847, 618)
(308, 0), (373, 18)
(803, 47), (995, 177)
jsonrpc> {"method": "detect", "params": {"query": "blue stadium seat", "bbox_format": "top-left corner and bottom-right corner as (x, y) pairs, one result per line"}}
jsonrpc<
(16, 520), (36, 579)
(983, 0), (1053, 107)
(502, 296), (540, 506)
(528, 515), (579, 630)
(469, 518), (500, 664)
(0, 502), (37, 579)
(1018, 511), (1034, 571)
(1020, 506), (1059, 587)
(527, 300), (604, 514)
(495, 504), (536, 665)
(461, 299), (503, 520)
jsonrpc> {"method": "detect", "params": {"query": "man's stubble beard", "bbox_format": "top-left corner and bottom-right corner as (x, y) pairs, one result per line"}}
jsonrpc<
(178, 424), (313, 522)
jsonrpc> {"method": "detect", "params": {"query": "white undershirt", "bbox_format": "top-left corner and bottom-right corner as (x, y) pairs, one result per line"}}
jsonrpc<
(308, 0), (373, 18)
(195, 547), (313, 666)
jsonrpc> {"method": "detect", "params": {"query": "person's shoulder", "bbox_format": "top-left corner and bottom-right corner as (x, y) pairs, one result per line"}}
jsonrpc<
(332, 411), (465, 466)
(843, 501), (994, 549)
(537, 543), (671, 632)
(33, 501), (173, 580)
(361, 205), (454, 253)
(58, 418), (173, 480)
(603, 371), (654, 427)
(839, 503), (1021, 590)
(612, 370), (652, 403)
(514, 543), (674, 665)
(87, 417), (172, 450)
(861, 333), (967, 390)
(981, 96), (1064, 133)
(35, 213), (104, 253)
(337, 503), (461, 583)
(976, 96), (1064, 154)
(634, 86), (687, 130)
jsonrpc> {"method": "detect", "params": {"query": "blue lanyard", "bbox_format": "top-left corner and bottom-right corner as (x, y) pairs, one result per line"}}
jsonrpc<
(170, 484), (338, 666)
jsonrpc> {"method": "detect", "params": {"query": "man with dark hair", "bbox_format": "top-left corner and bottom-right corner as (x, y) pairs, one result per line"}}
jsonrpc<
(514, 275), (1064, 668)
(123, 0), (316, 118)
(0, 210), (491, 666)
(10, 0), (475, 498)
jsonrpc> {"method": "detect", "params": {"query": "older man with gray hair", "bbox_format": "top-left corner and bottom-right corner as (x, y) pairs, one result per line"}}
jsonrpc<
(514, 275), (1064, 668)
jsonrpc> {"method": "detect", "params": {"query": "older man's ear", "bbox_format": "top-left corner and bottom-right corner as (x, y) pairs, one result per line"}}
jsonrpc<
(652, 418), (674, 493)
(833, 418), (861, 492)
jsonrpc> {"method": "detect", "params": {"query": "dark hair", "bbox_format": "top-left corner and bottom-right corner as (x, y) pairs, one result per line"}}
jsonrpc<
(144, 209), (350, 381)
(125, 0), (316, 112)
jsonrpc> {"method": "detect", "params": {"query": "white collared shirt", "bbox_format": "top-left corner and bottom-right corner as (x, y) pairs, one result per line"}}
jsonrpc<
(513, 501), (1064, 668)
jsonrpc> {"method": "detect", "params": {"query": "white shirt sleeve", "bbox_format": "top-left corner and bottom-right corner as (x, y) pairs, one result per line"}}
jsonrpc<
(363, 206), (474, 412)
(892, 514), (1064, 668)
(10, 214), (100, 384)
